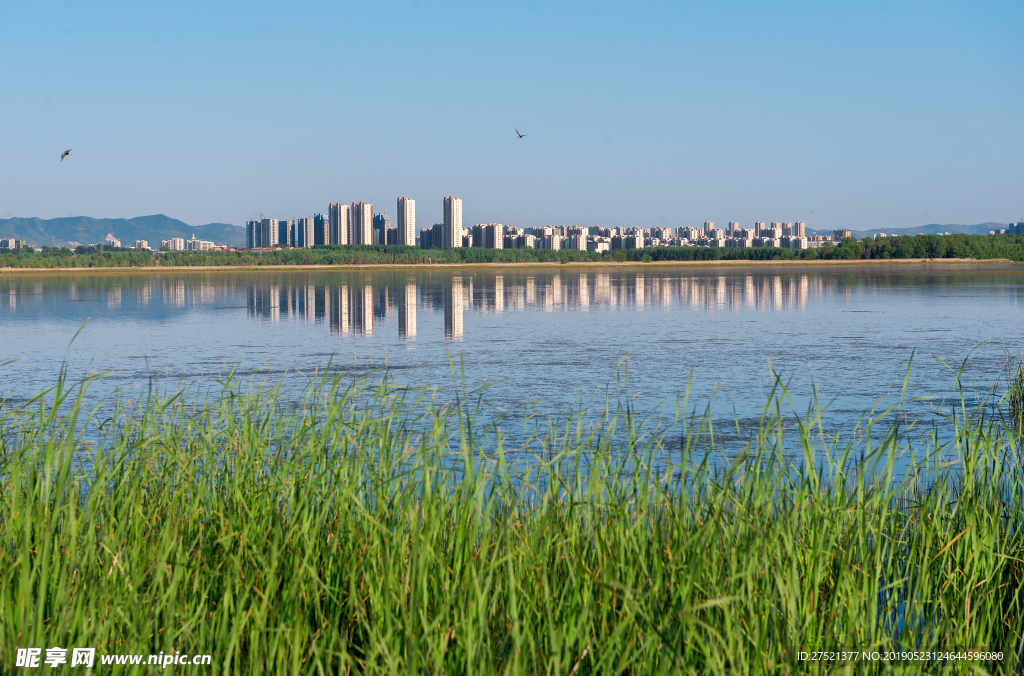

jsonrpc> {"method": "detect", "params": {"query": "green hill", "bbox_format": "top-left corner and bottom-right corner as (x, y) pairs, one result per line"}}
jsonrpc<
(807, 222), (1011, 238)
(0, 215), (245, 248)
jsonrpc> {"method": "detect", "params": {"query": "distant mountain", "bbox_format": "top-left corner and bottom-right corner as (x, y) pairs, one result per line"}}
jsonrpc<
(807, 222), (1012, 238)
(0, 215), (245, 248)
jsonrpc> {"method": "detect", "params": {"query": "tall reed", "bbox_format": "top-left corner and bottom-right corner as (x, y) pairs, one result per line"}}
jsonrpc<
(1, 369), (1022, 674)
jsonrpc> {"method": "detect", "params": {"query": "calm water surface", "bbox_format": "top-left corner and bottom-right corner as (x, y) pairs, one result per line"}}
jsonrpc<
(2, 264), (1022, 434)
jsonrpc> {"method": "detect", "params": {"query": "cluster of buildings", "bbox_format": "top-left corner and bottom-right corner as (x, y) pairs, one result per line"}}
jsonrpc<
(158, 234), (221, 251)
(424, 220), (840, 252)
(9, 205), (1024, 255)
(235, 214), (1024, 253)
(23, 234), (228, 252)
(0, 237), (28, 249)
(245, 197), (417, 249)
(242, 196), (839, 253)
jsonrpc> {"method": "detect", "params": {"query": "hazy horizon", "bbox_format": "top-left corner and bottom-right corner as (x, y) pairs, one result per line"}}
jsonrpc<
(2, 1), (1021, 232)
(1, 213), (1017, 234)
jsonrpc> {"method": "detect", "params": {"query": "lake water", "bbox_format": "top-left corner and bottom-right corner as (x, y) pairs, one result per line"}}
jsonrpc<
(2, 264), (1022, 440)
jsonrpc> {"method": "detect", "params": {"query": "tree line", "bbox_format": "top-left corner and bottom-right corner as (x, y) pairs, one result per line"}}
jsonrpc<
(2, 234), (1023, 269)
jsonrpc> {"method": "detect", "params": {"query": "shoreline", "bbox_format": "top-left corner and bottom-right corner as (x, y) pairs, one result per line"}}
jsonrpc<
(0, 257), (1019, 276)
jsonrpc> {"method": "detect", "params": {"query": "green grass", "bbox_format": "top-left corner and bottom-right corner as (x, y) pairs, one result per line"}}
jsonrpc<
(2, 370), (1023, 674)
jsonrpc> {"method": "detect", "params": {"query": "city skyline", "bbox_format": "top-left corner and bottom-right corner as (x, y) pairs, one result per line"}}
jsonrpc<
(236, 191), (914, 254)
(2, 2), (1020, 231)
(225, 195), (1024, 255)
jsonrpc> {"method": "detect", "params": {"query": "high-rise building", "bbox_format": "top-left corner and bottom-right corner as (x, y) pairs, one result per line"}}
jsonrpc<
(185, 234), (213, 251)
(329, 203), (349, 245)
(279, 220), (294, 246)
(313, 213), (329, 246)
(704, 221), (715, 233)
(261, 219), (279, 247)
(487, 224), (504, 249)
(793, 221), (806, 237)
(443, 197), (462, 250)
(468, 223), (505, 249)
(372, 212), (392, 245)
(397, 197), (415, 246)
(352, 202), (373, 245)
(246, 220), (260, 248)
(728, 221), (741, 234)
(419, 223), (444, 249)
(295, 218), (315, 248)
(419, 228), (433, 249)
(564, 235), (586, 250)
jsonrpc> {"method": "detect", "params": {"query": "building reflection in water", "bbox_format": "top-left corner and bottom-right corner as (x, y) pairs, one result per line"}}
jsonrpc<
(398, 281), (416, 339)
(445, 276), (464, 340)
(244, 272), (816, 340)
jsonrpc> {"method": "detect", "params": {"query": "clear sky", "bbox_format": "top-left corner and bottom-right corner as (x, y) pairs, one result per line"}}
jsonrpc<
(2, 0), (1021, 232)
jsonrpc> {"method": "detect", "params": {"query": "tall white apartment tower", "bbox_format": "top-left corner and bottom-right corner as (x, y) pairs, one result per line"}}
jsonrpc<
(397, 197), (416, 246)
(261, 219), (279, 247)
(443, 197), (462, 250)
(352, 202), (373, 245)
(329, 203), (350, 245)
(295, 218), (315, 248)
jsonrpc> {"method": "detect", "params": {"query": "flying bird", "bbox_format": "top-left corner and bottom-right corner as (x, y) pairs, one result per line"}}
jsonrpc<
(60, 149), (72, 161)
(515, 128), (527, 139)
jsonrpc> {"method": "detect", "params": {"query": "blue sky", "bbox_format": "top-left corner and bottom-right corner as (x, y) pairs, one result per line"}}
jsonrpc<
(1, 0), (1021, 231)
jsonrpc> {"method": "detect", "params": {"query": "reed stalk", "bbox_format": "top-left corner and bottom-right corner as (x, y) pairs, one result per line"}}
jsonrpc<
(1, 370), (1022, 674)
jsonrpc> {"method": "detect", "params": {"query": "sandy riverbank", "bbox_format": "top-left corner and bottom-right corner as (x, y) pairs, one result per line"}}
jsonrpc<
(0, 257), (1018, 275)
